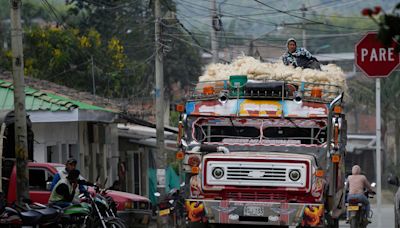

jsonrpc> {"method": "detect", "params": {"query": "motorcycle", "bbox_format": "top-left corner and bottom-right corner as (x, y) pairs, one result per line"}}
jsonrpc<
(93, 179), (119, 218)
(154, 183), (186, 228)
(0, 201), (59, 227)
(52, 183), (126, 228)
(346, 182), (376, 228)
(153, 191), (170, 225)
(84, 182), (127, 228)
(55, 200), (92, 228)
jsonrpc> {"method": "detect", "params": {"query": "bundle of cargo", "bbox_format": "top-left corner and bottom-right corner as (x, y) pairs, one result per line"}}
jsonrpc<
(195, 56), (346, 101)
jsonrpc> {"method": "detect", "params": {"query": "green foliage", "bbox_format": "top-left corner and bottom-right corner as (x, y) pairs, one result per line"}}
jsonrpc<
(22, 1), (52, 25)
(0, 26), (132, 97)
(0, 0), (202, 100)
(347, 72), (400, 115)
(169, 110), (179, 127)
(377, 13), (400, 52)
(346, 77), (375, 113)
(61, 0), (202, 97)
(0, 1), (9, 20)
(362, 4), (400, 52)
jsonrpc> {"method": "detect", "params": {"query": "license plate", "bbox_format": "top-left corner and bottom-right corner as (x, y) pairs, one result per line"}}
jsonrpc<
(159, 208), (170, 216)
(347, 205), (359, 211)
(244, 206), (264, 217)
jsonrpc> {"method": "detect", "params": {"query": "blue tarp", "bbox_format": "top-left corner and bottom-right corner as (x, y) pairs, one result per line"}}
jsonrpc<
(148, 166), (181, 205)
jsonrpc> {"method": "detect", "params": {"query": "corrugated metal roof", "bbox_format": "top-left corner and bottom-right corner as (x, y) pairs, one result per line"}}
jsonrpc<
(0, 80), (112, 112)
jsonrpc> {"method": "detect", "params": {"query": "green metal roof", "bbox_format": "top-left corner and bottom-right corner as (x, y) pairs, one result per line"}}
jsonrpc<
(0, 79), (112, 112)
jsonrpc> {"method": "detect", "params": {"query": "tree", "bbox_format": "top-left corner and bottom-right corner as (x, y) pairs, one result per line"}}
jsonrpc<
(361, 4), (400, 51)
(0, 0), (202, 101)
(0, 26), (130, 97)
(359, 4), (400, 170)
(346, 73), (400, 172)
(64, 0), (202, 97)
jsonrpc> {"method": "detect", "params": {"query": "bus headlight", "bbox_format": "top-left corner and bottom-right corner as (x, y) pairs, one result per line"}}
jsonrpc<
(289, 169), (301, 181)
(212, 167), (224, 179)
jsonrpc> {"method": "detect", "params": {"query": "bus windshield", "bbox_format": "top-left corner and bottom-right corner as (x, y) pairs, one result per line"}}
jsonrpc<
(191, 117), (327, 145)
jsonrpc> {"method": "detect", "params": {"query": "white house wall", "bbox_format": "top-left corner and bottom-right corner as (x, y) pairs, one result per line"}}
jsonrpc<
(107, 123), (119, 186)
(31, 120), (119, 188)
(79, 122), (89, 176)
(83, 123), (119, 187)
(32, 122), (79, 163)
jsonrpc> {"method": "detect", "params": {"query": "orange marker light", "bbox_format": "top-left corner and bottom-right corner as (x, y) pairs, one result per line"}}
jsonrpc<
(315, 169), (325, 177)
(332, 154), (341, 163)
(311, 87), (322, 98)
(203, 86), (215, 95)
(176, 151), (184, 160)
(176, 104), (185, 112)
(334, 106), (342, 114)
(191, 166), (200, 174)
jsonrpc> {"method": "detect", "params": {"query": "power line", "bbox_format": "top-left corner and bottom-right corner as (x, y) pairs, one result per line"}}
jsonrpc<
(177, 0), (373, 33)
(304, 12), (372, 20)
(177, 0), (372, 27)
(178, 0), (278, 27)
(309, 0), (364, 11)
(40, 0), (63, 26)
(34, 0), (153, 98)
(160, 0), (212, 55)
(164, 33), (234, 62)
(177, 11), (370, 34)
(173, 8), (370, 45)
(45, 60), (92, 80)
(173, 31), (363, 41)
(39, 0), (142, 71)
(178, 0), (344, 17)
(253, 0), (372, 30)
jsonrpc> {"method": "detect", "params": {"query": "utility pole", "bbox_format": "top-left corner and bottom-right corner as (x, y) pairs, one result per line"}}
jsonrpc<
(10, 0), (30, 205)
(91, 56), (96, 97)
(154, 0), (165, 227)
(210, 0), (218, 63)
(300, 4), (307, 48)
(154, 0), (165, 185)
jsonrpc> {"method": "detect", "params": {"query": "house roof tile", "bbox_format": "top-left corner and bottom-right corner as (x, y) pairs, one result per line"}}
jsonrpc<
(0, 79), (112, 112)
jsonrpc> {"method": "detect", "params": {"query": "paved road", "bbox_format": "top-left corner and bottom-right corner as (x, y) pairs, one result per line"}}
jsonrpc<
(339, 203), (394, 228)
(150, 203), (395, 228)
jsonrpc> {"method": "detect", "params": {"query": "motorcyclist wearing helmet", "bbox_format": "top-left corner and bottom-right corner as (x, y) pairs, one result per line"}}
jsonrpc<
(347, 165), (375, 221)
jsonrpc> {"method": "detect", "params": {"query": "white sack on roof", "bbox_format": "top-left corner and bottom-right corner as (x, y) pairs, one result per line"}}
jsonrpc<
(198, 56), (346, 91)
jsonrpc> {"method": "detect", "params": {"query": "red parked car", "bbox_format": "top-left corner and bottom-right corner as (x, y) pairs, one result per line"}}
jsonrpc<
(2, 160), (151, 227)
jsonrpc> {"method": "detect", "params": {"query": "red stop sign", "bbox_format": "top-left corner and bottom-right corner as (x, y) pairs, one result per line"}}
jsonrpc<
(355, 32), (400, 78)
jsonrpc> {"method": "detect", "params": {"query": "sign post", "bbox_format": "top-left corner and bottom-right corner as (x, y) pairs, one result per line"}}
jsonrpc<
(355, 32), (400, 227)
